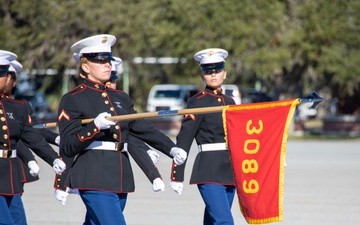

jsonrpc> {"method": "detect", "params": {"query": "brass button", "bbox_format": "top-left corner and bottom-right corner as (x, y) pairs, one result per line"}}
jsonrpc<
(87, 132), (91, 136)
(102, 93), (107, 97)
(110, 107), (114, 111)
(2, 125), (7, 130)
(57, 185), (60, 188)
(80, 136), (84, 140)
(0, 117), (5, 121)
(173, 171), (176, 174)
(3, 134), (8, 139)
(0, 110), (3, 114)
(115, 125), (119, 129)
(3, 143), (7, 147)
(57, 178), (60, 181)
(214, 90), (218, 94)
(104, 100), (109, 104)
(218, 98), (221, 102)
(80, 85), (84, 89)
(94, 128), (98, 132)
(113, 134), (118, 139)
(95, 84), (99, 89)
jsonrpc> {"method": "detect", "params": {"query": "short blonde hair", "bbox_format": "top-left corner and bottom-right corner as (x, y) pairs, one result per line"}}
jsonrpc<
(79, 57), (88, 77)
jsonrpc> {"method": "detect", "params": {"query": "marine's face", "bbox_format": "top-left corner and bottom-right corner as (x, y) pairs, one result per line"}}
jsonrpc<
(3, 73), (15, 96)
(0, 72), (9, 94)
(82, 60), (112, 83)
(201, 69), (227, 89)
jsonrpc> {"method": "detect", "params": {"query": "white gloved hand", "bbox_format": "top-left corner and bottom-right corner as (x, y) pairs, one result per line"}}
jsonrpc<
(152, 178), (165, 192)
(55, 135), (61, 146)
(54, 189), (68, 206)
(27, 160), (40, 177)
(147, 150), (160, 164)
(94, 112), (116, 130)
(53, 158), (66, 174)
(170, 181), (183, 195)
(170, 147), (187, 165)
(66, 187), (79, 195)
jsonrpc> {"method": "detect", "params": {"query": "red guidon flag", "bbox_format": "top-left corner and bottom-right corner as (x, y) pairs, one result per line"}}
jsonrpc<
(223, 99), (300, 224)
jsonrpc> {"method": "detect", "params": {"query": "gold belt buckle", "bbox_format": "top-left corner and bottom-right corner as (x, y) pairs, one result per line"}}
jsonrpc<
(2, 150), (9, 158)
(114, 142), (124, 152)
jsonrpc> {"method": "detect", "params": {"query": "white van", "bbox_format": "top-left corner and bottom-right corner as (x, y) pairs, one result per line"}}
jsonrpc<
(221, 84), (241, 104)
(146, 84), (199, 112)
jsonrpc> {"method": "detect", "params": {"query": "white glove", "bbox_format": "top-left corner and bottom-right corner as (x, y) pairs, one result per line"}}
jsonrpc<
(28, 160), (40, 177)
(55, 135), (60, 146)
(53, 158), (66, 174)
(170, 147), (187, 165)
(54, 189), (68, 206)
(66, 187), (79, 195)
(170, 181), (183, 195)
(152, 178), (165, 192)
(147, 150), (160, 164)
(94, 112), (116, 130)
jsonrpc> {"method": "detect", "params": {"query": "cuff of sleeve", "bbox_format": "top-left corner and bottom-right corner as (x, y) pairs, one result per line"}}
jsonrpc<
(77, 122), (102, 142)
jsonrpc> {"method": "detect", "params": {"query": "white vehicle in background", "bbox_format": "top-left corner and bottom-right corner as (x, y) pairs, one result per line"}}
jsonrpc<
(221, 84), (241, 104)
(146, 84), (199, 112)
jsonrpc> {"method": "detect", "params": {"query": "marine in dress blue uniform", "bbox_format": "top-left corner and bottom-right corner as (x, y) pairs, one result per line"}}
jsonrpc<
(54, 57), (165, 208)
(0, 51), (66, 225)
(170, 48), (237, 225)
(53, 55), (165, 208)
(5, 61), (39, 184)
(58, 34), (186, 225)
(5, 61), (61, 184)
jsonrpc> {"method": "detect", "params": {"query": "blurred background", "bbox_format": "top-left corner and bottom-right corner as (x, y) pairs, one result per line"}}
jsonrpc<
(1, 0), (359, 137)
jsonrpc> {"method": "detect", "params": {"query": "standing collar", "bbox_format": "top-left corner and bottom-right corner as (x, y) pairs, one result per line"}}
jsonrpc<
(83, 78), (107, 91)
(205, 86), (223, 95)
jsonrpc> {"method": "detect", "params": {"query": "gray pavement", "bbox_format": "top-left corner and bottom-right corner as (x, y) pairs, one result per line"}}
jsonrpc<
(22, 139), (360, 225)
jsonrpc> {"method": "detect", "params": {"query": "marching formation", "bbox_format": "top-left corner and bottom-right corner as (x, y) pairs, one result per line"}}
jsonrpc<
(0, 34), (238, 225)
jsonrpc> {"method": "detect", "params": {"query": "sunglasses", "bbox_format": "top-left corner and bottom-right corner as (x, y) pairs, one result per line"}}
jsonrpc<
(202, 69), (224, 75)
(82, 52), (114, 62)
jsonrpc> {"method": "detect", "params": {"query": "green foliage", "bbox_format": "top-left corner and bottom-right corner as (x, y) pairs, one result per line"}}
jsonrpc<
(0, 0), (359, 113)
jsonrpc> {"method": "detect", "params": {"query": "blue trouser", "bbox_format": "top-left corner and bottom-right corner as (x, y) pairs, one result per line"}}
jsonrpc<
(80, 190), (127, 225)
(0, 194), (27, 225)
(197, 184), (235, 225)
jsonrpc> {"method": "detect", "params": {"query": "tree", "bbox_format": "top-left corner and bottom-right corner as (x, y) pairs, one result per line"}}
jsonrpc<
(1, 0), (359, 114)
(278, 0), (360, 113)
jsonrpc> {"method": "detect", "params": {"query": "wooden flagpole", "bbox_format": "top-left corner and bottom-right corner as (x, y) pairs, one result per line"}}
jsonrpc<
(33, 92), (325, 129)
(33, 106), (226, 129)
